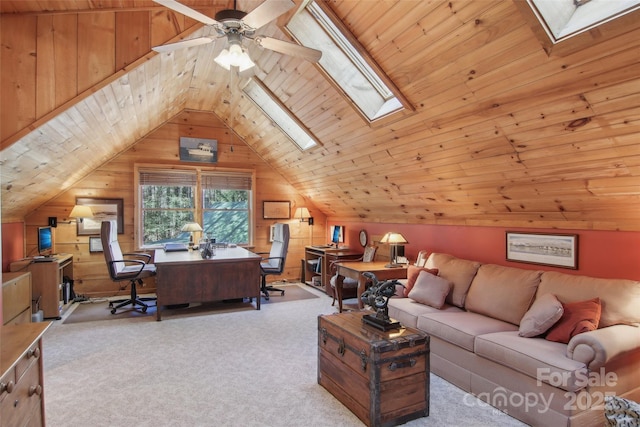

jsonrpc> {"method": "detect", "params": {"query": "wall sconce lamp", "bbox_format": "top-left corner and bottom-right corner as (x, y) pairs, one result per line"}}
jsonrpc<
(294, 207), (314, 226)
(48, 205), (94, 227)
(181, 222), (203, 248)
(379, 232), (409, 268)
(64, 205), (95, 224)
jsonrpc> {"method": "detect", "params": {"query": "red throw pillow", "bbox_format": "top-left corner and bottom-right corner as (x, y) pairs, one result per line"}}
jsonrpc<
(545, 297), (602, 344)
(404, 265), (439, 297)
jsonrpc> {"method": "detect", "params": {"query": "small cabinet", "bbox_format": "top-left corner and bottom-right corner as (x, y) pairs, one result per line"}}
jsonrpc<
(1, 322), (51, 427)
(2, 272), (32, 326)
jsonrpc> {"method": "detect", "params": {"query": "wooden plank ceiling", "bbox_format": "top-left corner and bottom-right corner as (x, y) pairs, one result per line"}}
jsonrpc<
(1, 0), (639, 230)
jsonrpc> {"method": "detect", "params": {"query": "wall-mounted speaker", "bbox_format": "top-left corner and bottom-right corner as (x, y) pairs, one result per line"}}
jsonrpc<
(48, 217), (57, 228)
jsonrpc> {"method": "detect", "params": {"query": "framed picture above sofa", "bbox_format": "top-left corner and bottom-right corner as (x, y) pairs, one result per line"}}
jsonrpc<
(506, 232), (578, 269)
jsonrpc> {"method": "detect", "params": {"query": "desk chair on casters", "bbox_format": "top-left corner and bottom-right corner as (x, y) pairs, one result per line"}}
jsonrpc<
(101, 220), (157, 314)
(259, 223), (290, 300)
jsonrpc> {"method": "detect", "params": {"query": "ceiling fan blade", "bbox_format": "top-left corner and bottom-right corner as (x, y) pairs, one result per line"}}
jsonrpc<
(242, 0), (295, 29)
(152, 37), (213, 53)
(153, 0), (219, 26)
(256, 37), (322, 62)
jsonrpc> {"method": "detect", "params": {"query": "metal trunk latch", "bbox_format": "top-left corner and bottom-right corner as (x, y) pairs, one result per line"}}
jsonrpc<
(359, 350), (368, 372)
(337, 338), (345, 356)
(388, 359), (416, 371)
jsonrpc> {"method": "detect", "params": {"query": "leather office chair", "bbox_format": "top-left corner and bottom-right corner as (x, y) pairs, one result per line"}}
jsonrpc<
(329, 245), (377, 310)
(259, 223), (290, 300)
(101, 220), (157, 314)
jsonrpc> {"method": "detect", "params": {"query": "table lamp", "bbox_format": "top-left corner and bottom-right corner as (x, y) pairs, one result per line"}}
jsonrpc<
(181, 222), (203, 249)
(379, 232), (408, 268)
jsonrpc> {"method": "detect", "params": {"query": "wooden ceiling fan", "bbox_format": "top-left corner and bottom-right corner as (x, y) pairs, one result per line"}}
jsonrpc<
(152, 0), (322, 70)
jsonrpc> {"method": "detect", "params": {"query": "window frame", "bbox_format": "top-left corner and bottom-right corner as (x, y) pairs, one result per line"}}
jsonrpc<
(134, 163), (256, 249)
(242, 78), (320, 152)
(284, 0), (414, 127)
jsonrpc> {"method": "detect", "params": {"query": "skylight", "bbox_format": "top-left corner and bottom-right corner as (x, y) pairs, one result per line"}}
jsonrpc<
(528, 0), (640, 43)
(242, 79), (318, 151)
(286, 0), (410, 123)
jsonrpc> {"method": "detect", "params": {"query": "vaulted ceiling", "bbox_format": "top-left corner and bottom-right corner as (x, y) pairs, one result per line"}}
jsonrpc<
(1, 0), (639, 230)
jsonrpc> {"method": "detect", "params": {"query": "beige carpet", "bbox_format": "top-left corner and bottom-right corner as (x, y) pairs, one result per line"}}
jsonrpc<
(44, 283), (527, 427)
(63, 283), (319, 324)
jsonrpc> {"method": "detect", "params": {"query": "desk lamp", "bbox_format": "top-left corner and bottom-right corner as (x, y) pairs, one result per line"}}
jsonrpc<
(181, 222), (203, 249)
(380, 232), (408, 268)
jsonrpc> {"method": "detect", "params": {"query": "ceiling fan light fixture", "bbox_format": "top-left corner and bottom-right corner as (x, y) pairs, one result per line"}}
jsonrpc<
(214, 38), (255, 72)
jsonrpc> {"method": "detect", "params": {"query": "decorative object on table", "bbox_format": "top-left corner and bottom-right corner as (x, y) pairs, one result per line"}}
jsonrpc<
(199, 240), (216, 259)
(506, 231), (578, 269)
(181, 222), (203, 249)
(360, 272), (404, 331)
(379, 231), (409, 267)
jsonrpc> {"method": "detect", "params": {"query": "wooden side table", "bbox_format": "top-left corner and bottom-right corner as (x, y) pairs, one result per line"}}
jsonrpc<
(334, 262), (407, 312)
(318, 311), (429, 427)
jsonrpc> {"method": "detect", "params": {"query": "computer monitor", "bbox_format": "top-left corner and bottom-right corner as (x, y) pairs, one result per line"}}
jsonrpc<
(331, 225), (344, 246)
(38, 226), (53, 256)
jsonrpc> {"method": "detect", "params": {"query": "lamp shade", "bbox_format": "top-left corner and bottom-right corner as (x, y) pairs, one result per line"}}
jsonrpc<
(294, 207), (311, 220)
(69, 205), (94, 219)
(380, 232), (408, 245)
(214, 43), (255, 72)
(181, 222), (203, 232)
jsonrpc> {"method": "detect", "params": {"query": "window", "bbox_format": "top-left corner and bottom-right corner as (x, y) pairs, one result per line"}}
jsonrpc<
(528, 0), (640, 43)
(139, 169), (196, 246)
(286, 0), (412, 123)
(242, 79), (319, 151)
(137, 166), (254, 247)
(202, 172), (252, 243)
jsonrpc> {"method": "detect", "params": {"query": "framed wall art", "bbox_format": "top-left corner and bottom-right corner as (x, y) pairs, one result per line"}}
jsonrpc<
(76, 197), (124, 235)
(89, 237), (103, 253)
(263, 201), (290, 219)
(506, 232), (578, 269)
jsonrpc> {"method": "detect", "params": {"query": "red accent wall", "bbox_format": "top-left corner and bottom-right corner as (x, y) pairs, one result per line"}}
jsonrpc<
(328, 222), (640, 281)
(2, 222), (25, 272)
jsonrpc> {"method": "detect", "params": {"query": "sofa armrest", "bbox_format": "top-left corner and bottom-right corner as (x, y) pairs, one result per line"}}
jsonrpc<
(567, 324), (640, 369)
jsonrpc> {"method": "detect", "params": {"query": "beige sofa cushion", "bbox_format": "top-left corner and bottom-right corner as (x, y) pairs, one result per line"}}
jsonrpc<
(537, 271), (640, 328)
(425, 253), (481, 308)
(387, 297), (462, 329)
(465, 264), (542, 325)
(417, 311), (517, 352)
(475, 331), (588, 392)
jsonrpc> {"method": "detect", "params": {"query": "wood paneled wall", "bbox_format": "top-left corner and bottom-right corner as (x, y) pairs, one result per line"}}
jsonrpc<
(23, 110), (326, 297)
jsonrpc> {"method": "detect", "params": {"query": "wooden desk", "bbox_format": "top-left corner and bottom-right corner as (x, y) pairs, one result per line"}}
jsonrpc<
(334, 261), (407, 312)
(9, 254), (74, 319)
(304, 246), (361, 295)
(154, 247), (261, 320)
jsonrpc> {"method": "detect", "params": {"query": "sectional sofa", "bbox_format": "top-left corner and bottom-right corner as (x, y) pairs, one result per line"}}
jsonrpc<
(387, 252), (640, 427)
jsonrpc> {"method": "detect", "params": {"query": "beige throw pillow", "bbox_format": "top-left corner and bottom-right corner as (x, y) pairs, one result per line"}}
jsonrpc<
(407, 270), (452, 309)
(518, 293), (564, 337)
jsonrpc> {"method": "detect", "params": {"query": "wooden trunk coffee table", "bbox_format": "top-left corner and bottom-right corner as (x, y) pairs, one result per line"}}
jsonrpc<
(318, 311), (430, 427)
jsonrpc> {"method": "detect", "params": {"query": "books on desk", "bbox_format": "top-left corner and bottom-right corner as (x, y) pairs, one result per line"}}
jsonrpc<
(163, 243), (189, 252)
